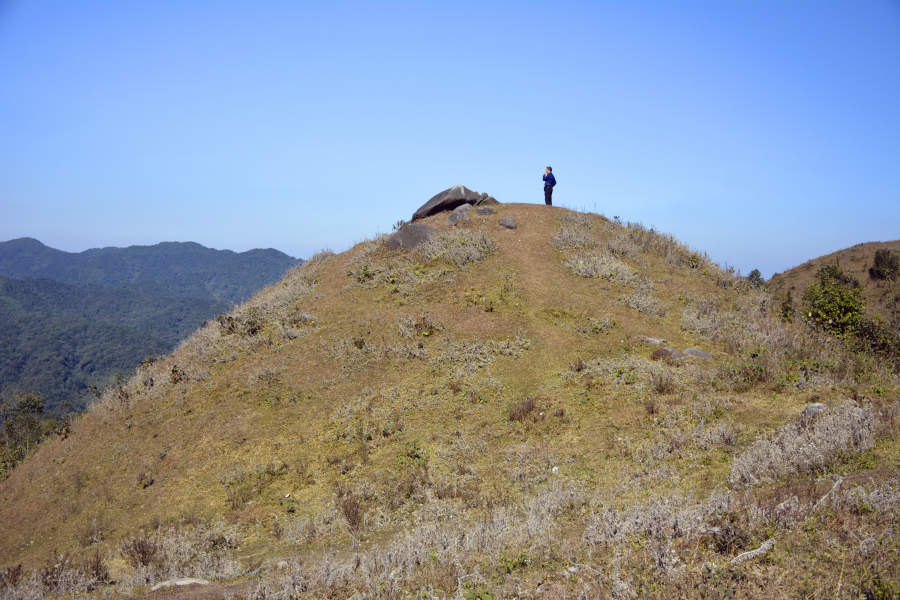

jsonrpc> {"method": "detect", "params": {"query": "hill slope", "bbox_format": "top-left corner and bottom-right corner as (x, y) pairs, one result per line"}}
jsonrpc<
(0, 238), (301, 304)
(768, 240), (900, 334)
(0, 205), (897, 599)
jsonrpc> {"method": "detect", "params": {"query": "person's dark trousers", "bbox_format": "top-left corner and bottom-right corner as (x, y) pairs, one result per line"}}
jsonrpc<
(544, 185), (553, 206)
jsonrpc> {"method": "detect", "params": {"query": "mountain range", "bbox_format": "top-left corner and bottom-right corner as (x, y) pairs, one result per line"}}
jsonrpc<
(0, 238), (301, 413)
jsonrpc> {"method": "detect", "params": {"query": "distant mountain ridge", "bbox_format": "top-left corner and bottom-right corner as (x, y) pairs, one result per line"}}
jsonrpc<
(0, 239), (303, 413)
(0, 238), (301, 304)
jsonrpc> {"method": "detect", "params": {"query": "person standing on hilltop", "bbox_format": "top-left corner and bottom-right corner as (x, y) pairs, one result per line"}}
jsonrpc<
(543, 167), (556, 206)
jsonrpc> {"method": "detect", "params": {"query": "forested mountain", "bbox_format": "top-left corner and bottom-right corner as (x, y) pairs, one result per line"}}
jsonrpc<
(0, 276), (227, 413)
(0, 240), (302, 414)
(0, 238), (300, 304)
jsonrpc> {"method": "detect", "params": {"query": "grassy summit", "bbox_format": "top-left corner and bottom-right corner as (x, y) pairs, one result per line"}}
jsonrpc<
(0, 204), (897, 599)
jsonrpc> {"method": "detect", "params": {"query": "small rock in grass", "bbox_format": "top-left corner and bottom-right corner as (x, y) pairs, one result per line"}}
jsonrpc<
(448, 203), (472, 224)
(476, 206), (496, 215)
(802, 403), (828, 417)
(651, 347), (687, 361)
(645, 337), (667, 345)
(684, 348), (712, 360)
(499, 216), (517, 229)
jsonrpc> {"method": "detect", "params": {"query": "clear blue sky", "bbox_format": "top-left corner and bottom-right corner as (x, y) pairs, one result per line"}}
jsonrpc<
(1, 1), (898, 277)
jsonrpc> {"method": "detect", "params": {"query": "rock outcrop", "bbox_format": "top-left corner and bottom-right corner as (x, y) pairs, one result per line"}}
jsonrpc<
(387, 223), (440, 251)
(413, 185), (499, 220)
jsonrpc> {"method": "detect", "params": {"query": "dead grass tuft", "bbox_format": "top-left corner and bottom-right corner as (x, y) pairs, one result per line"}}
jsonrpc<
(415, 229), (497, 268)
(508, 397), (537, 422)
(621, 291), (668, 317)
(730, 402), (878, 487)
(116, 521), (242, 589)
(564, 250), (635, 282)
(398, 312), (444, 338)
(651, 370), (677, 395)
(306, 248), (335, 263)
(551, 212), (598, 249)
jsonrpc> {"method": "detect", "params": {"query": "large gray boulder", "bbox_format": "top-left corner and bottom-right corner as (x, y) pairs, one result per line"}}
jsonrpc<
(684, 348), (712, 360)
(387, 223), (440, 251)
(477, 192), (500, 206)
(413, 185), (494, 220)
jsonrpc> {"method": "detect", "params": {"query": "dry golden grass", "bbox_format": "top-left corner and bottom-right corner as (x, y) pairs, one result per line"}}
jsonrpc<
(0, 204), (897, 599)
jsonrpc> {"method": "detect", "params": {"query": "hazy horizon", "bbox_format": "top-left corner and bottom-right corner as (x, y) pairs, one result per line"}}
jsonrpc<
(2, 1), (898, 278)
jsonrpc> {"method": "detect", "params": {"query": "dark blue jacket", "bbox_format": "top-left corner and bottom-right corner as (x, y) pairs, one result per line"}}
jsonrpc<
(543, 172), (556, 187)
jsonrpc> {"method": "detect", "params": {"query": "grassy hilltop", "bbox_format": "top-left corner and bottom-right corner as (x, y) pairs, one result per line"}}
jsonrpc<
(0, 204), (898, 599)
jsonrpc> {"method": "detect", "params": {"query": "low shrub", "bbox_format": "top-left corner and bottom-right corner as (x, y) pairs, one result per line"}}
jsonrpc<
(802, 263), (865, 336)
(853, 317), (900, 359)
(306, 248), (335, 263)
(121, 535), (163, 569)
(334, 483), (366, 534)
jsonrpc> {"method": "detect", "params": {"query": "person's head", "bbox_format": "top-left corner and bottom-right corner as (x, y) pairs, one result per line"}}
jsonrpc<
(546, 166), (552, 173)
